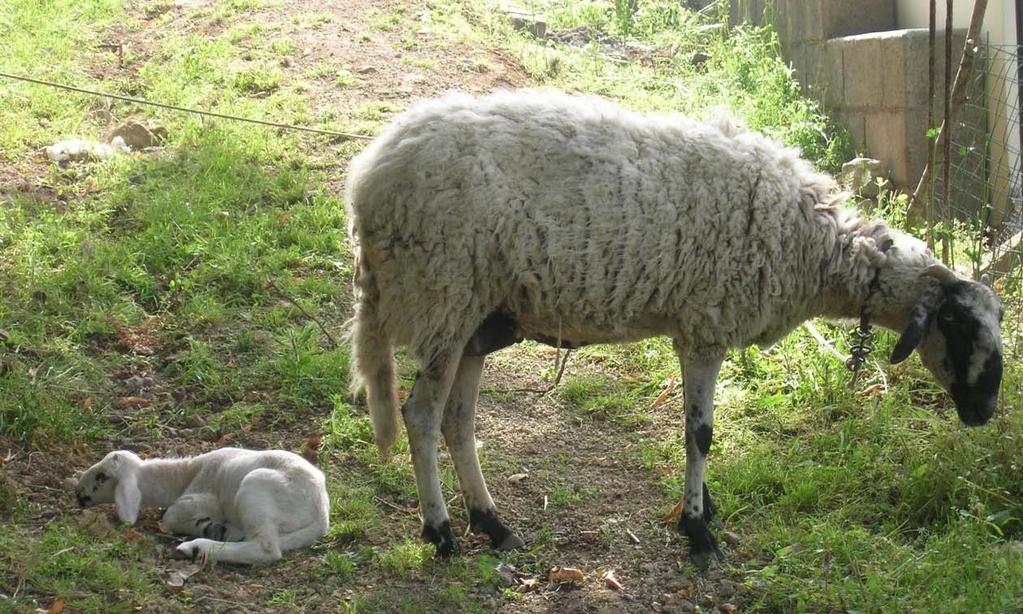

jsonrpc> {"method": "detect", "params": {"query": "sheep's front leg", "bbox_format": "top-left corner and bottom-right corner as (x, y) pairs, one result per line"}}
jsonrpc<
(404, 349), (463, 557)
(676, 346), (725, 569)
(442, 354), (524, 551)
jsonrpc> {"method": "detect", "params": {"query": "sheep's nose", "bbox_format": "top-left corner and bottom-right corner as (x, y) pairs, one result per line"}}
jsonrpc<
(77, 494), (90, 507)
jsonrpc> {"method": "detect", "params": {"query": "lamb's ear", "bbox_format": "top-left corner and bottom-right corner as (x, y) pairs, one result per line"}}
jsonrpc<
(104, 452), (121, 472)
(114, 472), (142, 524)
(890, 300), (931, 364)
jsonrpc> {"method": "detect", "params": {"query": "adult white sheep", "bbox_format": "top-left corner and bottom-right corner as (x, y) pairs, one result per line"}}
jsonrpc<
(345, 89), (1003, 568)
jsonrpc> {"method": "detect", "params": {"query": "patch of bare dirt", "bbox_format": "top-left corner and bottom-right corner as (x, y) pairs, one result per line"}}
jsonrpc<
(96, 0), (528, 130)
(469, 353), (751, 613)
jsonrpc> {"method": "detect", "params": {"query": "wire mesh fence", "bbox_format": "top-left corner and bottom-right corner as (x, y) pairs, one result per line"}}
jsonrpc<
(930, 40), (1023, 355)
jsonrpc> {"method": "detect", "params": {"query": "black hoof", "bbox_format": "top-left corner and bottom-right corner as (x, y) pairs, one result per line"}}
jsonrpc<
(689, 545), (725, 571)
(423, 520), (460, 558)
(469, 508), (524, 550)
(679, 514), (723, 570)
(202, 522), (227, 541)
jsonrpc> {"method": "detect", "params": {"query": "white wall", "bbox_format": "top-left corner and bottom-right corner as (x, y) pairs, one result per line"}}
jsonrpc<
(896, 0), (1020, 223)
(895, 0), (1016, 46)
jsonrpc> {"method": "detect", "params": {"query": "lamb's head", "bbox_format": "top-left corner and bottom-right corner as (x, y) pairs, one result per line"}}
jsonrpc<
(890, 265), (1003, 426)
(76, 451), (130, 508)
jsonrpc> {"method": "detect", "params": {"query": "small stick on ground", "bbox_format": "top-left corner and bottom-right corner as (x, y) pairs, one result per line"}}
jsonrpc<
(502, 349), (573, 395)
(265, 276), (338, 348)
(373, 495), (414, 515)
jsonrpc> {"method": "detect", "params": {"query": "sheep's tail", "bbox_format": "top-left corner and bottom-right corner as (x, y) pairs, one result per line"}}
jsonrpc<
(349, 264), (401, 455)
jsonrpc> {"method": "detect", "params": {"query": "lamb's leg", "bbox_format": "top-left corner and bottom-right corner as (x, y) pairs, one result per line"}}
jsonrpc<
(175, 467), (324, 565)
(177, 484), (282, 567)
(675, 347), (725, 569)
(162, 494), (234, 540)
(442, 354), (524, 551)
(404, 348), (463, 557)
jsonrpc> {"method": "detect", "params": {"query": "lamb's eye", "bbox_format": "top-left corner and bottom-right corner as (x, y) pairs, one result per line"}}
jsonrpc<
(95, 472), (108, 483)
(941, 312), (955, 322)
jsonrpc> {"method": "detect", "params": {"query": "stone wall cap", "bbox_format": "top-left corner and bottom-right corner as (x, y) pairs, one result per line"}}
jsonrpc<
(829, 27), (966, 43)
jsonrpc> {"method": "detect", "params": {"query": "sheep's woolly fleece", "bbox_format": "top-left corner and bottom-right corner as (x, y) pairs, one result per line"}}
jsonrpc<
(345, 89), (931, 363)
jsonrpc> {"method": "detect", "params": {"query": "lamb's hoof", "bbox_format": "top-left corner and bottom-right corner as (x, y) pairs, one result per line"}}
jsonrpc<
(469, 507), (523, 551)
(423, 520), (459, 558)
(174, 538), (213, 565)
(197, 518), (228, 541)
(679, 515), (723, 571)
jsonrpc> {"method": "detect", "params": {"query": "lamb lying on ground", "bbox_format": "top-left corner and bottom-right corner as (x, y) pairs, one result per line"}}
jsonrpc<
(75, 447), (330, 565)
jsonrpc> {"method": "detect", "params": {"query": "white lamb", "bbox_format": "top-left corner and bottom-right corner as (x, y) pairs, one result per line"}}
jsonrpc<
(344, 89), (1003, 568)
(75, 447), (330, 565)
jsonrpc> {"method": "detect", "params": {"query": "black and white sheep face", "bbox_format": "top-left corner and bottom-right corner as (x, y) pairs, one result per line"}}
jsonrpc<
(892, 279), (1003, 426)
(75, 457), (118, 508)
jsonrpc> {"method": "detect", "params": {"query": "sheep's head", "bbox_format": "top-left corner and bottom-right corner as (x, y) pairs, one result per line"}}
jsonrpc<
(75, 451), (126, 508)
(890, 266), (1003, 426)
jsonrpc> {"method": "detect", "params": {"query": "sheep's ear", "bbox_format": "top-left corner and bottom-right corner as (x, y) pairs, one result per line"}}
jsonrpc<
(890, 301), (931, 364)
(920, 264), (959, 285)
(114, 472), (141, 524)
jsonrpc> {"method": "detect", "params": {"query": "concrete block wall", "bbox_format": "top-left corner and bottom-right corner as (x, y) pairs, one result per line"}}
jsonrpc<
(728, 0), (895, 41)
(815, 29), (966, 186)
(729, 0), (972, 190)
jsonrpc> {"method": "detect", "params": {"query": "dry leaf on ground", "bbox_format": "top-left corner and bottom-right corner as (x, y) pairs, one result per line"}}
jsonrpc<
(518, 578), (540, 592)
(301, 435), (322, 464)
(113, 396), (150, 409)
(548, 566), (585, 584)
(165, 564), (202, 592)
(649, 376), (677, 409)
(600, 568), (624, 592)
(664, 499), (685, 525)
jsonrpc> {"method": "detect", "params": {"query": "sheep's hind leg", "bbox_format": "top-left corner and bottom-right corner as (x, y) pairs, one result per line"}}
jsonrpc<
(442, 354), (524, 551)
(675, 347), (725, 569)
(405, 348), (464, 557)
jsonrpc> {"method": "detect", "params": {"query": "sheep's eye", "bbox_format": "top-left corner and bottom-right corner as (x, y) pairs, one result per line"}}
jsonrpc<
(95, 472), (108, 483)
(941, 312), (955, 322)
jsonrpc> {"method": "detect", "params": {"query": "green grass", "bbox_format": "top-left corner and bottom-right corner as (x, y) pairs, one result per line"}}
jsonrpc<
(0, 519), (170, 612)
(629, 326), (1023, 611)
